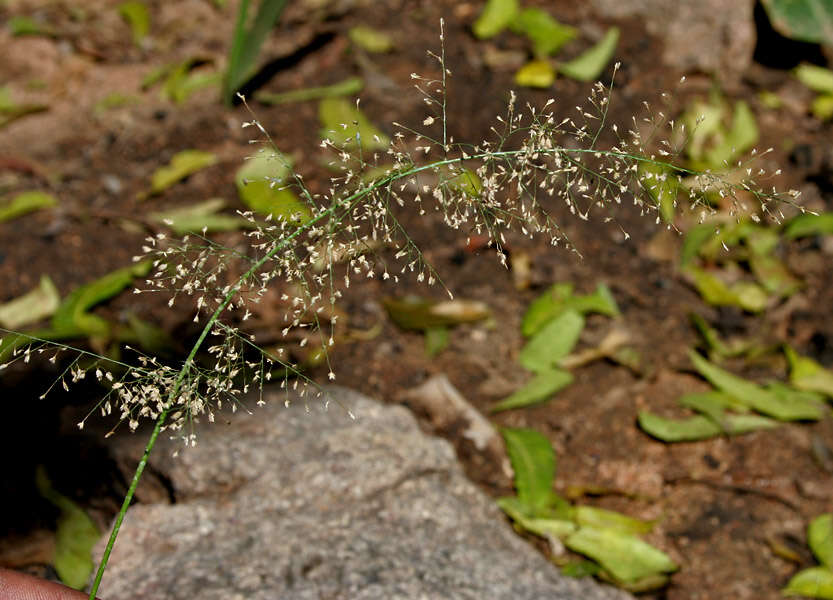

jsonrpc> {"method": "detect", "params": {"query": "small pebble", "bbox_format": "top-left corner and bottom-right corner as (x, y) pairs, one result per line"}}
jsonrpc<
(102, 174), (122, 195)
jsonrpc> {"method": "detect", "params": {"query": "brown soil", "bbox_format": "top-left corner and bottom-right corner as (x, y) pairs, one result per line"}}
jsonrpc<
(1, 1), (833, 599)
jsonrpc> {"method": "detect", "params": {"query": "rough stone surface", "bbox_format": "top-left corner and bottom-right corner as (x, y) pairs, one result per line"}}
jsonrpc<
(97, 387), (631, 600)
(590, 0), (756, 77)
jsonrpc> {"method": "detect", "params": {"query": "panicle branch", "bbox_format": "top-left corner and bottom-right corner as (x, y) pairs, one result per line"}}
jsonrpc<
(4, 28), (800, 445)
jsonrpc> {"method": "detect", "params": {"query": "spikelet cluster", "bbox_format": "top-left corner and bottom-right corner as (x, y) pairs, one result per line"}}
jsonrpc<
(1, 21), (800, 441)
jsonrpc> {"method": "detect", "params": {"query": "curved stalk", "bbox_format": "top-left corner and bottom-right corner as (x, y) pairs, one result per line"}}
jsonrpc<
(85, 140), (786, 598)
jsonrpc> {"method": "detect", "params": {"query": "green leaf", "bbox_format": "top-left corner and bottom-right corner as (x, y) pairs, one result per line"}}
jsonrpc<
(561, 559), (602, 578)
(150, 150), (217, 195)
(765, 382), (827, 420)
(795, 63), (833, 94)
(690, 314), (755, 360)
(745, 224), (780, 256)
(235, 149), (310, 221)
(519, 516), (578, 539)
(0, 191), (57, 223)
(7, 15), (56, 37)
(173, 69), (222, 104)
(785, 345), (833, 398)
(696, 221), (749, 259)
(638, 411), (778, 442)
(498, 492), (574, 522)
(35, 466), (100, 590)
(94, 92), (140, 114)
(725, 413), (781, 434)
(224, 0), (288, 104)
(141, 63), (175, 90)
(678, 390), (750, 417)
(748, 253), (801, 297)
(760, 0), (833, 45)
(424, 326), (449, 357)
(522, 283), (574, 336)
(318, 98), (389, 152)
(514, 60), (556, 88)
(783, 567), (833, 598)
(472, 0), (520, 39)
(559, 27), (619, 82)
(565, 283), (619, 317)
(684, 266), (768, 313)
(574, 506), (655, 536)
(812, 94), (833, 120)
(509, 8), (577, 57)
(681, 93), (762, 171)
(565, 526), (677, 583)
(52, 262), (152, 338)
(444, 167), (482, 198)
(118, 1), (150, 45)
(684, 97), (727, 163)
(0, 86), (49, 128)
(687, 266), (731, 298)
(498, 497), (577, 538)
(691, 384), (771, 422)
(689, 350), (825, 421)
(702, 100), (758, 169)
(383, 297), (490, 331)
(759, 89), (784, 109)
(500, 427), (555, 509)
(767, 534), (805, 563)
(490, 368), (573, 412)
(151, 198), (252, 234)
(784, 213), (833, 239)
(160, 59), (195, 102)
(684, 351), (770, 415)
(0, 275), (60, 329)
(255, 77), (363, 105)
(521, 282), (618, 337)
(610, 346), (643, 375)
(149, 58), (221, 104)
(809, 513), (833, 568)
(348, 25), (393, 53)
(731, 280), (770, 312)
(519, 310), (584, 373)
(680, 223), (720, 266)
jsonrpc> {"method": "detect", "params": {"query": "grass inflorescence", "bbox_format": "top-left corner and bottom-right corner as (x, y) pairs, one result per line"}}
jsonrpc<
(0, 20), (804, 599)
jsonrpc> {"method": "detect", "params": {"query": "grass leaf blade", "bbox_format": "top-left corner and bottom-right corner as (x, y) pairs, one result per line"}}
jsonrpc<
(500, 427), (555, 510)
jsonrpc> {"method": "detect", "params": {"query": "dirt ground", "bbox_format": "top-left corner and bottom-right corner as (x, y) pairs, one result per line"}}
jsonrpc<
(1, 1), (833, 599)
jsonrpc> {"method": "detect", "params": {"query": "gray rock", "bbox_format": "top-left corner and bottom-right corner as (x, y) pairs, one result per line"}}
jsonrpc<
(590, 0), (756, 77)
(96, 387), (630, 600)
